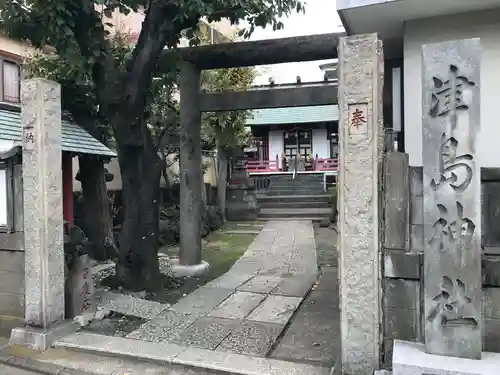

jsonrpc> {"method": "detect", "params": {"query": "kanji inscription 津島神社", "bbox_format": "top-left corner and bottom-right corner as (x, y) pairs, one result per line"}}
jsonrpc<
(422, 38), (481, 360)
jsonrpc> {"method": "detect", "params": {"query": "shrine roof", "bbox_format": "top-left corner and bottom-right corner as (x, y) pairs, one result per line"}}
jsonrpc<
(0, 106), (116, 158)
(246, 104), (339, 126)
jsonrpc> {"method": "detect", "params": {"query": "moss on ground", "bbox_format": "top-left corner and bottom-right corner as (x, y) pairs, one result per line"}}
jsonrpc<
(152, 222), (260, 305)
(202, 229), (258, 282)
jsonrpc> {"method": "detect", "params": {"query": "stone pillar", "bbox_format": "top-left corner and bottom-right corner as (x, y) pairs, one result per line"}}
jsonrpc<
(337, 34), (384, 375)
(176, 62), (209, 277)
(10, 79), (78, 350)
(383, 152), (410, 252)
(226, 158), (258, 221)
(422, 38), (482, 359)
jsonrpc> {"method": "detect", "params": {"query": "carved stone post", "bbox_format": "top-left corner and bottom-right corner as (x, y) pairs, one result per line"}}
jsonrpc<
(422, 38), (482, 359)
(337, 34), (384, 375)
(392, 37), (490, 375)
(176, 61), (209, 277)
(10, 79), (78, 350)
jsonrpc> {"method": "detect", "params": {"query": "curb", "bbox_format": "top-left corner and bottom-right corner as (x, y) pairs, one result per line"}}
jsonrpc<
(0, 351), (94, 375)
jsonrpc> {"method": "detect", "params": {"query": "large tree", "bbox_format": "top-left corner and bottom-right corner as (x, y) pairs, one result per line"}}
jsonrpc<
(1, 0), (304, 290)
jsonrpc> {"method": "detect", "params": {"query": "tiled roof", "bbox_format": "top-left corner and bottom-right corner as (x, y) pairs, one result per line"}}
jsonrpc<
(0, 108), (117, 157)
(246, 105), (339, 126)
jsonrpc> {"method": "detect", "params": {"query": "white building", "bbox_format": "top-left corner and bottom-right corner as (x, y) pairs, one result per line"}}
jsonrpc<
(338, 0), (500, 167)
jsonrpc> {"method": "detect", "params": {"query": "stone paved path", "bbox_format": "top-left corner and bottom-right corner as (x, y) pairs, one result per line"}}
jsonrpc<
(125, 220), (318, 357)
(54, 221), (330, 374)
(270, 226), (340, 367)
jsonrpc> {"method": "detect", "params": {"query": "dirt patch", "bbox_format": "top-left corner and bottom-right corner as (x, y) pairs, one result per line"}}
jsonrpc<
(96, 222), (259, 309)
(84, 312), (146, 337)
(151, 228), (258, 305)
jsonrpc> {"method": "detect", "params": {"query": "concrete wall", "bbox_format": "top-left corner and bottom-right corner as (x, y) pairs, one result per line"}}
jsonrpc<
(404, 9), (500, 167)
(0, 161), (24, 336)
(72, 153), (217, 192)
(381, 152), (500, 368)
(0, 34), (35, 59)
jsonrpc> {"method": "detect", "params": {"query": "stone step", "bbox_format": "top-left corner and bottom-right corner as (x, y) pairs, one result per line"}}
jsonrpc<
(53, 332), (330, 375)
(268, 183), (324, 188)
(259, 200), (330, 209)
(258, 216), (329, 223)
(269, 183), (324, 188)
(267, 190), (326, 195)
(270, 175), (323, 180)
(266, 190), (326, 196)
(269, 179), (324, 184)
(259, 208), (332, 218)
(258, 194), (330, 201)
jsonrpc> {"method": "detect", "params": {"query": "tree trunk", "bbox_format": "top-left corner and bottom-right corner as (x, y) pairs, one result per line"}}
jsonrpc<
(201, 167), (207, 206)
(115, 137), (162, 291)
(78, 155), (117, 261)
(160, 153), (174, 206)
(66, 0), (200, 289)
(217, 145), (228, 221)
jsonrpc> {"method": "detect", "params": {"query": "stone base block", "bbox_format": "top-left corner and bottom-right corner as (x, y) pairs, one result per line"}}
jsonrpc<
(170, 260), (210, 278)
(10, 320), (80, 351)
(393, 340), (500, 375)
(226, 206), (259, 221)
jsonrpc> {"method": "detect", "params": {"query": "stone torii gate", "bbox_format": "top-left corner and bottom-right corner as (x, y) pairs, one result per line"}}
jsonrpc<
(165, 33), (341, 275)
(168, 32), (385, 375)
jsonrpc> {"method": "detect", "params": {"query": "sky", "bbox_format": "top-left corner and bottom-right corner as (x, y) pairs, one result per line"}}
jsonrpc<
(246, 0), (344, 85)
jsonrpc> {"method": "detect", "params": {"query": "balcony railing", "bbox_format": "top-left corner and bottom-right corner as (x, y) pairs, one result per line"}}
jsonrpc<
(245, 157), (339, 173)
(245, 158), (280, 173)
(313, 158), (339, 171)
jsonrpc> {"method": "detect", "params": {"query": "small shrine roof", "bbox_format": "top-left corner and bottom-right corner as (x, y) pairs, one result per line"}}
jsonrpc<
(0, 106), (116, 157)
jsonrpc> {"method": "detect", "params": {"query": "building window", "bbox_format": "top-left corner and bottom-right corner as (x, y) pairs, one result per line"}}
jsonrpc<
(0, 167), (8, 228)
(1, 60), (20, 104)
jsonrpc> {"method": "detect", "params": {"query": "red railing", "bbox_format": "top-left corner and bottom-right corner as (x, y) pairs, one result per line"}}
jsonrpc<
(244, 157), (339, 173)
(313, 158), (339, 171)
(245, 156), (280, 173)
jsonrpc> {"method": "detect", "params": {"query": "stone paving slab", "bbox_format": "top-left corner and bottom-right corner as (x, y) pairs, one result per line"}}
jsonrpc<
(6, 346), (218, 375)
(270, 274), (317, 297)
(237, 276), (282, 294)
(246, 295), (302, 325)
(257, 265), (291, 277)
(209, 292), (266, 320)
(95, 291), (169, 319)
(174, 346), (331, 375)
(225, 230), (262, 235)
(54, 332), (186, 362)
(204, 273), (255, 289)
(170, 317), (240, 349)
(237, 223), (265, 228)
(216, 320), (284, 357)
(126, 310), (199, 343)
(168, 286), (234, 315)
(53, 332), (331, 375)
(270, 228), (341, 367)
